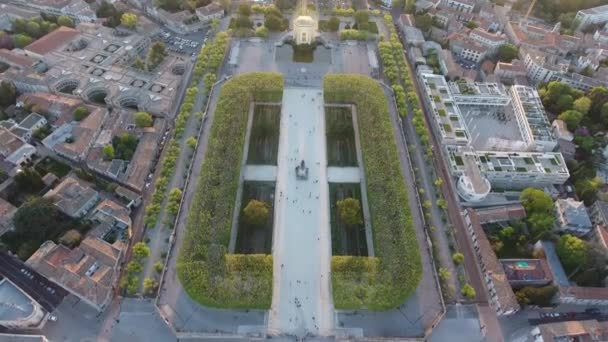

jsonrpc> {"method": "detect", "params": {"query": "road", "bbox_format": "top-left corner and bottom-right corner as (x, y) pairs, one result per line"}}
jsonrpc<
(0, 252), (68, 312)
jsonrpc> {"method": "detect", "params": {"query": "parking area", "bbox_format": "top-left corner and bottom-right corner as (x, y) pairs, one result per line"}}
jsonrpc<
(151, 29), (212, 59)
(454, 55), (478, 70)
(0, 253), (67, 313)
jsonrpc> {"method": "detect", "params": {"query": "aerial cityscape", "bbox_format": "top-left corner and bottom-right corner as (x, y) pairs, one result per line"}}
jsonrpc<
(0, 0), (607, 340)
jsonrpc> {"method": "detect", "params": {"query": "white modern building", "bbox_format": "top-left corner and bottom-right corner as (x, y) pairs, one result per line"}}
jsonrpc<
(440, 0), (474, 13)
(575, 4), (608, 29)
(417, 68), (567, 201)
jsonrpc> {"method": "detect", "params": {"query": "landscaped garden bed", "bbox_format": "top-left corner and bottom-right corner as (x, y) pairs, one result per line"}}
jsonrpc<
(247, 104), (281, 165)
(177, 72), (283, 309)
(324, 74), (421, 310)
(329, 182), (367, 256)
(235, 181), (275, 254)
(325, 106), (358, 167)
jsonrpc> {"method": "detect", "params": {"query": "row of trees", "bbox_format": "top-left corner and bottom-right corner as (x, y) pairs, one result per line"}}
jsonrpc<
(177, 73), (283, 308)
(324, 74), (421, 310)
(144, 32), (228, 228)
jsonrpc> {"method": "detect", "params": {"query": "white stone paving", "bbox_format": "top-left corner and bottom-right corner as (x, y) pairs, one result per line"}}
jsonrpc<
(267, 87), (334, 337)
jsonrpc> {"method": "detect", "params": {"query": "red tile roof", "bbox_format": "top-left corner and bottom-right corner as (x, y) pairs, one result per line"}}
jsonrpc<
(24, 26), (79, 57)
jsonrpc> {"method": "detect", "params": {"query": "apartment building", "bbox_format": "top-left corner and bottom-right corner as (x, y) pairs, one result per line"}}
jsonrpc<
(440, 0), (474, 13)
(575, 4), (608, 29)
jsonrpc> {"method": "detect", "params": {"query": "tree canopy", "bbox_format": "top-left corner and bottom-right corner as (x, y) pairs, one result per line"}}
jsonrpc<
(242, 199), (270, 226)
(336, 197), (363, 226)
(132, 242), (151, 259)
(520, 188), (553, 214)
(120, 13), (138, 29)
(146, 42), (167, 70)
(556, 234), (587, 272)
(73, 106), (90, 121)
(497, 43), (519, 62)
(0, 80), (17, 107)
(135, 112), (153, 128)
(558, 110), (583, 131)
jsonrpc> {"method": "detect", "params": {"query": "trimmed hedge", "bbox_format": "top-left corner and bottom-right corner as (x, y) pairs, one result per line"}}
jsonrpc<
(325, 74), (422, 310)
(177, 72), (283, 309)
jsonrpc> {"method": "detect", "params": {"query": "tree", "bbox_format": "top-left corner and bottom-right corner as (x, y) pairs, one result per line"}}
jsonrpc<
(255, 26), (269, 37)
(57, 15), (75, 28)
(146, 42), (167, 70)
(527, 212), (554, 238)
(337, 197), (363, 226)
(25, 21), (41, 37)
(143, 277), (157, 296)
(461, 283), (476, 299)
(59, 229), (82, 247)
(573, 96), (591, 114)
(354, 10), (370, 31)
(12, 34), (33, 49)
(264, 14), (283, 31)
(328, 16), (340, 32)
(186, 136), (197, 148)
(438, 267), (451, 281)
(0, 31), (14, 50)
(120, 13), (138, 29)
(73, 106), (90, 121)
(102, 144), (115, 160)
(0, 80), (17, 106)
(126, 260), (143, 274)
(464, 21), (478, 29)
(132, 242), (150, 259)
(238, 2), (251, 16)
(154, 262), (164, 273)
(497, 43), (519, 62)
(211, 18), (220, 32)
(12, 197), (72, 245)
(556, 94), (574, 114)
(112, 133), (139, 160)
(516, 285), (557, 307)
(414, 14), (432, 32)
(558, 110), (583, 130)
(520, 188), (553, 215)
(15, 168), (44, 193)
(575, 177), (602, 205)
(242, 199), (269, 226)
(556, 234), (587, 272)
(134, 112), (153, 128)
(452, 252), (464, 265)
(132, 58), (145, 70)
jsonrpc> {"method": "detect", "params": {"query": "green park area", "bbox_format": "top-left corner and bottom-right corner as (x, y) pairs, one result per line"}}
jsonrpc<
(324, 74), (421, 310)
(177, 72), (283, 309)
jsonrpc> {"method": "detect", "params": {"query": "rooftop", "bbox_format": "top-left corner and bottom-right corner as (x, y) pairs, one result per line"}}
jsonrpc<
(536, 320), (608, 342)
(26, 237), (124, 309)
(465, 208), (520, 314)
(555, 198), (592, 230)
(43, 175), (98, 218)
(499, 259), (552, 284)
(24, 26), (80, 56)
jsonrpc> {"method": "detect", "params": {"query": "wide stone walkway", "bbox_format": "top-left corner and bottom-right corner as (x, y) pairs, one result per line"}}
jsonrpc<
(267, 87), (334, 338)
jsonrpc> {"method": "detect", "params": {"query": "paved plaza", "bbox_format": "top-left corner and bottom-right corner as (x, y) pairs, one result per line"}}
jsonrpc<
(267, 88), (334, 338)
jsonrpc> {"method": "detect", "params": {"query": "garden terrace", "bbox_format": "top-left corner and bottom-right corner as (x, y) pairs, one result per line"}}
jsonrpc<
(329, 183), (368, 256)
(324, 74), (421, 310)
(246, 104), (281, 165)
(177, 72), (283, 309)
(235, 181), (275, 254)
(325, 106), (358, 167)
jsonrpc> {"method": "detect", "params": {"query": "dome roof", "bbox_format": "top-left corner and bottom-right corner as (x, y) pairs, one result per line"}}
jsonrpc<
(294, 16), (315, 26)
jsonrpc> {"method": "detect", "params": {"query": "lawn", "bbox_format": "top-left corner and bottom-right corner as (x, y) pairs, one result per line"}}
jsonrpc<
(247, 105), (281, 165)
(324, 74), (421, 310)
(235, 181), (275, 254)
(325, 106), (358, 167)
(329, 183), (368, 256)
(177, 72), (283, 309)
